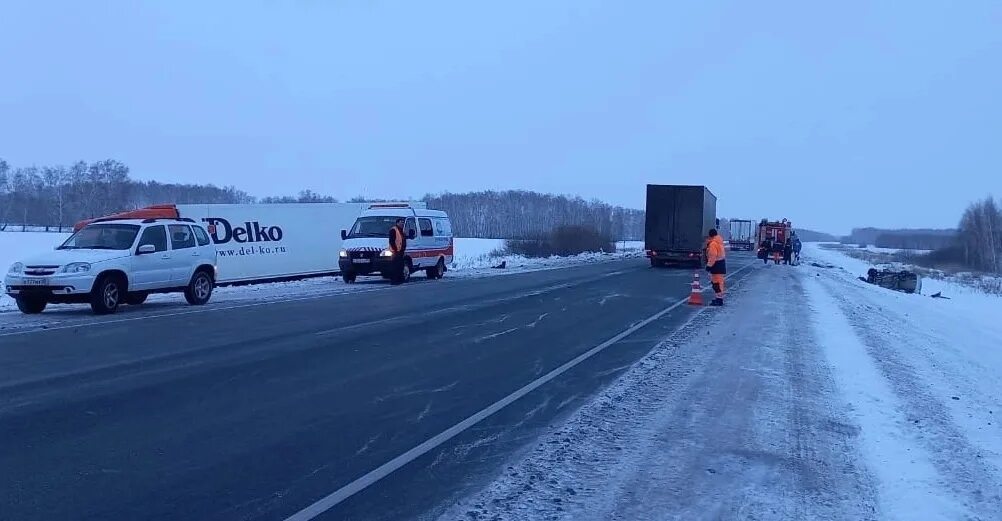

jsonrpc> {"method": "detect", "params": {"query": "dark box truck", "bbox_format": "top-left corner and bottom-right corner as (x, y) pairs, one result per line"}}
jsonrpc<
(645, 184), (717, 267)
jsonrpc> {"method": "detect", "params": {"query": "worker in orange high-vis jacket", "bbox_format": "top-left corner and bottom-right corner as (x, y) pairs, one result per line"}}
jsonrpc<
(388, 218), (408, 285)
(705, 229), (726, 306)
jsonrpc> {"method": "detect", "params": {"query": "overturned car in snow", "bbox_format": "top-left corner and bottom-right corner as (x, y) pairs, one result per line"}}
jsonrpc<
(860, 268), (922, 294)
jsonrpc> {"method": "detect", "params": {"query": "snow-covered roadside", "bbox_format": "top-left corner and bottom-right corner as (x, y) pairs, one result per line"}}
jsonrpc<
(802, 243), (1002, 519)
(434, 266), (882, 521)
(434, 247), (1002, 521)
(811, 242), (1002, 298)
(806, 242), (1000, 303)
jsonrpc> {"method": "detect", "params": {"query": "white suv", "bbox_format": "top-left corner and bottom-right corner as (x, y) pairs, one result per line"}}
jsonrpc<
(4, 218), (218, 315)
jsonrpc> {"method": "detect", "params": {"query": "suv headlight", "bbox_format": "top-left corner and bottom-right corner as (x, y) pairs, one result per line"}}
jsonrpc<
(60, 262), (92, 274)
(339, 249), (348, 258)
(8, 262), (24, 274)
(379, 249), (394, 257)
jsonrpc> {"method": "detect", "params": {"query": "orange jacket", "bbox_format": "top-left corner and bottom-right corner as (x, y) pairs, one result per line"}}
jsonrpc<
(706, 235), (726, 266)
(390, 225), (406, 253)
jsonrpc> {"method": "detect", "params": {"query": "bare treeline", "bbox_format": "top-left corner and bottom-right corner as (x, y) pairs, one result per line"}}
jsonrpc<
(846, 227), (956, 248)
(424, 190), (645, 241)
(260, 190), (339, 204)
(0, 159), (646, 240)
(875, 232), (957, 250)
(954, 196), (1002, 273)
(0, 158), (251, 230)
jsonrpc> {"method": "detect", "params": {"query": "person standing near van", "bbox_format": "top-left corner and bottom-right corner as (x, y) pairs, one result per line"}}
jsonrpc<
(705, 229), (726, 306)
(389, 218), (408, 285)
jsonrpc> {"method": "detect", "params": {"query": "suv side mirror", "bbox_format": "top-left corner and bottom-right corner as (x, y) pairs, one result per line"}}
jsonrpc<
(137, 244), (156, 255)
(408, 229), (416, 240)
(341, 229), (348, 240)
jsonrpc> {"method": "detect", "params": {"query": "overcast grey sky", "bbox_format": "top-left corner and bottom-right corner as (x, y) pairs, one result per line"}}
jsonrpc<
(2, 1), (1000, 234)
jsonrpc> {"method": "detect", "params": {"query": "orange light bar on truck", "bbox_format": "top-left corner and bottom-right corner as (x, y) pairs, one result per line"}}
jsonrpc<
(73, 204), (180, 231)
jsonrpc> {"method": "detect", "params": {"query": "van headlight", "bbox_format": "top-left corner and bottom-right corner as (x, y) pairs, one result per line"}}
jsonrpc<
(8, 262), (24, 274)
(60, 262), (92, 274)
(339, 249), (348, 258)
(380, 249), (394, 257)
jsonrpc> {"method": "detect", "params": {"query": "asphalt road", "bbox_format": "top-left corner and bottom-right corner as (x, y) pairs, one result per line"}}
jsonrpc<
(0, 253), (757, 521)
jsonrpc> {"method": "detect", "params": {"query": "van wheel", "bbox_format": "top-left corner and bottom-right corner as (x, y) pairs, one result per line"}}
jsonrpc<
(16, 296), (47, 314)
(125, 292), (149, 305)
(343, 272), (357, 283)
(401, 262), (411, 283)
(426, 259), (445, 279)
(185, 270), (214, 305)
(91, 274), (124, 315)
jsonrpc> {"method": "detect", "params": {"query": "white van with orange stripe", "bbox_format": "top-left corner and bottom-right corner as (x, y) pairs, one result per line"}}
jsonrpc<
(338, 204), (454, 283)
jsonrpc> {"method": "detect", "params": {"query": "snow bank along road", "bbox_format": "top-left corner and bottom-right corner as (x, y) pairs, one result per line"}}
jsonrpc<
(440, 248), (1002, 521)
(0, 252), (757, 520)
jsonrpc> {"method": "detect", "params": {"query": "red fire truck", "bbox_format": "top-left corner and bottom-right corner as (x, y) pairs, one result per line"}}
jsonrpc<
(757, 218), (793, 264)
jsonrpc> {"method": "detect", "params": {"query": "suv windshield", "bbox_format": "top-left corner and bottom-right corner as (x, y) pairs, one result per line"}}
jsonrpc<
(58, 224), (141, 250)
(348, 216), (400, 238)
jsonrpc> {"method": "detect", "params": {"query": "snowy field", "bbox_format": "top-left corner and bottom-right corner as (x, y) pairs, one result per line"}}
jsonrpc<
(814, 242), (1002, 299)
(437, 242), (1002, 520)
(859, 245), (933, 254)
(0, 232), (643, 313)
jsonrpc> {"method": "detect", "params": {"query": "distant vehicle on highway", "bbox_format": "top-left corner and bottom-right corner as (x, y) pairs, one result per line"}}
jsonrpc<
(645, 184), (717, 268)
(757, 218), (794, 263)
(728, 219), (755, 251)
(5, 218), (218, 314)
(339, 204), (454, 283)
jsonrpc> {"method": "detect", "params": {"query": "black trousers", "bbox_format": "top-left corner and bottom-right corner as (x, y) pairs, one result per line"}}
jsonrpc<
(391, 253), (406, 283)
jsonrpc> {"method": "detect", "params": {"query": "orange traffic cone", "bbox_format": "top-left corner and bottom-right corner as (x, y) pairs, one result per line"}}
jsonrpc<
(688, 271), (704, 306)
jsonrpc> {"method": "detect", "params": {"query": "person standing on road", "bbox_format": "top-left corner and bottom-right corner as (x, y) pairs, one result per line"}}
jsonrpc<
(389, 218), (408, 285)
(783, 236), (794, 265)
(792, 232), (803, 265)
(705, 229), (727, 306)
(771, 237), (784, 264)
(759, 237), (773, 264)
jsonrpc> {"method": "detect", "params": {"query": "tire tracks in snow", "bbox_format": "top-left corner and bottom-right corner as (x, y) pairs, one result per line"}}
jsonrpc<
(813, 272), (1002, 519)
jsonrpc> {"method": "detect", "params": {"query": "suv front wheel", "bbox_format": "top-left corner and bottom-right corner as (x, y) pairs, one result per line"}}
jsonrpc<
(184, 270), (214, 305)
(91, 274), (125, 315)
(16, 296), (47, 314)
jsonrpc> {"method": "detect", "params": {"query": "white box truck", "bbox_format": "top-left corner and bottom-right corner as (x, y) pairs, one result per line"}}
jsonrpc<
(75, 202), (425, 283)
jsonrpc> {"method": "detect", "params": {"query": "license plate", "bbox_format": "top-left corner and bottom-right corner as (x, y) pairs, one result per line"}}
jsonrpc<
(22, 278), (49, 286)
(352, 259), (370, 264)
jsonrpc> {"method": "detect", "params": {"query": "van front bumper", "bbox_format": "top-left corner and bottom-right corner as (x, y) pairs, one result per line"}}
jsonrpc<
(339, 257), (395, 275)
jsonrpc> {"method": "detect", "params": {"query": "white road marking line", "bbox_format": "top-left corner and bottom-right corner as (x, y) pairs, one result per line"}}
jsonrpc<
(474, 327), (519, 344)
(283, 261), (757, 521)
(0, 262), (646, 338)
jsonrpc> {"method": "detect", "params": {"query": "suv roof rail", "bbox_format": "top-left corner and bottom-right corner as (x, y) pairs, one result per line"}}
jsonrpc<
(88, 217), (124, 225)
